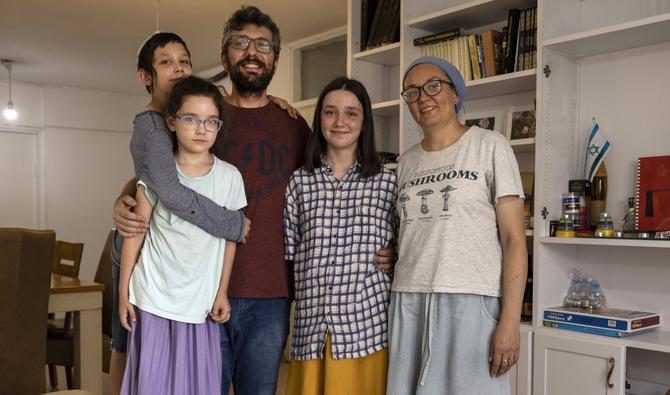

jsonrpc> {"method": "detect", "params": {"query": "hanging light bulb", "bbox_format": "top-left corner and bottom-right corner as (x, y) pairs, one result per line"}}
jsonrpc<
(2, 60), (18, 121)
(3, 102), (17, 121)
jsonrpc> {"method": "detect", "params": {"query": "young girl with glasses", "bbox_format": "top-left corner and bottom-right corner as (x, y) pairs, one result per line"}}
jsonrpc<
(118, 76), (246, 394)
(283, 77), (397, 394)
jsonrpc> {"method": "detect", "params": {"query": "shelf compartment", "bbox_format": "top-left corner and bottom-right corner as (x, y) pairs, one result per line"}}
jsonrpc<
(372, 99), (401, 117)
(543, 13), (670, 58)
(510, 137), (535, 153)
(407, 0), (536, 32)
(539, 236), (670, 249)
(465, 69), (536, 100)
(353, 42), (400, 65)
(536, 327), (670, 354)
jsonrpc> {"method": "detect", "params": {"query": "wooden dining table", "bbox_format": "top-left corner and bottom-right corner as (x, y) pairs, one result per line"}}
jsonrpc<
(50, 273), (104, 395)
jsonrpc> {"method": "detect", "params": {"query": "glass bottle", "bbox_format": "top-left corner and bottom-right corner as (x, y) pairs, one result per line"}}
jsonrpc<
(590, 163), (607, 229)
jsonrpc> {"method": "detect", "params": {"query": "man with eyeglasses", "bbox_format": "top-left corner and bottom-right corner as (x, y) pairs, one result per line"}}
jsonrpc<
(212, 6), (310, 395)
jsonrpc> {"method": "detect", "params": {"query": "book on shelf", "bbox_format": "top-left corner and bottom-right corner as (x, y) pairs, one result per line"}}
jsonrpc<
(365, 0), (385, 50)
(475, 34), (485, 78)
(520, 6), (538, 71)
(543, 306), (661, 332)
(543, 320), (657, 338)
(378, 0), (400, 46)
(480, 30), (504, 77)
(635, 155), (670, 231)
(530, 7), (537, 69)
(413, 28), (463, 46)
(420, 36), (475, 81)
(503, 9), (521, 74)
(468, 34), (481, 80)
(515, 8), (527, 72)
(374, 0), (395, 47)
(360, 0), (379, 52)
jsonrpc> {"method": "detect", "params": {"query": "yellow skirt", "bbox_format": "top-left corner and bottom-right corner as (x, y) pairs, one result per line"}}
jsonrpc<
(285, 335), (388, 395)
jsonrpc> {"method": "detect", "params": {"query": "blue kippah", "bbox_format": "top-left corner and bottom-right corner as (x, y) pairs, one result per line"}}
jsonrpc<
(404, 56), (467, 112)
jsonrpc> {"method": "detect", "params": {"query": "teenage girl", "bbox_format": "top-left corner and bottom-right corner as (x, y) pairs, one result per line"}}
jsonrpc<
(283, 76), (397, 394)
(119, 76), (247, 395)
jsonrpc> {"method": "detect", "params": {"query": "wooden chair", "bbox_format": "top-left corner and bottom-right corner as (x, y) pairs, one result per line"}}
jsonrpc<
(0, 227), (55, 395)
(51, 240), (84, 279)
(47, 232), (112, 390)
(47, 240), (84, 390)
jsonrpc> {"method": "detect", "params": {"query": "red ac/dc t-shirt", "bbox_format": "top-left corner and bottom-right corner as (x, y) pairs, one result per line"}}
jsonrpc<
(213, 101), (309, 298)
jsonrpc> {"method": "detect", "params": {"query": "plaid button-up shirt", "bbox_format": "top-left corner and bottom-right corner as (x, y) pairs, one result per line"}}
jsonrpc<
(284, 161), (397, 360)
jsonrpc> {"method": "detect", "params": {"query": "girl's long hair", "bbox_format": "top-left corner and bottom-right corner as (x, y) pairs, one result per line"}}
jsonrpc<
(304, 76), (381, 178)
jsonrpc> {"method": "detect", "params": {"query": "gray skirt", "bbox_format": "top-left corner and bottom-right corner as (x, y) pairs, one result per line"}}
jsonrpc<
(386, 292), (509, 395)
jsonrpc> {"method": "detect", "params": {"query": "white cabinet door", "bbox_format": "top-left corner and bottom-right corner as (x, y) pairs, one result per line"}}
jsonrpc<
(534, 330), (625, 395)
(510, 325), (533, 395)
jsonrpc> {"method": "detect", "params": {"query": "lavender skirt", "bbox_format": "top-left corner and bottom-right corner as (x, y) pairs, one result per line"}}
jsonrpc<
(120, 309), (221, 395)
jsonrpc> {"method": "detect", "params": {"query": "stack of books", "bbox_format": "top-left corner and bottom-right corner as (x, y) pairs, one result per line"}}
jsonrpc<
(543, 306), (661, 338)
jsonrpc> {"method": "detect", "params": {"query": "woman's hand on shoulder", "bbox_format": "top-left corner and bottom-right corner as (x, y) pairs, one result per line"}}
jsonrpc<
(268, 95), (300, 120)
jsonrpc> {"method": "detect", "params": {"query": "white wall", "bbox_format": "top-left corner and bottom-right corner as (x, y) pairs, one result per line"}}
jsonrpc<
(0, 80), (143, 281)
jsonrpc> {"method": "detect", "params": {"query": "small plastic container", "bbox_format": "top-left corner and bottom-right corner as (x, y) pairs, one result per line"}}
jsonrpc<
(556, 214), (576, 238)
(595, 212), (615, 238)
(588, 281), (606, 310)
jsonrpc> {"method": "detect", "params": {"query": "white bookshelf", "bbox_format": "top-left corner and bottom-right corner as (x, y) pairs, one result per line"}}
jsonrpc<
(349, 0), (670, 393)
(539, 236), (670, 249)
(371, 99), (401, 117)
(543, 13), (670, 58)
(353, 42), (401, 65)
(466, 69), (536, 99)
(536, 327), (670, 355)
(510, 137), (535, 153)
(533, 1), (670, 392)
(407, 0), (536, 31)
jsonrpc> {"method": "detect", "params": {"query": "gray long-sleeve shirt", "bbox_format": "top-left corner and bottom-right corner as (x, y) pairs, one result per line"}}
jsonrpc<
(129, 110), (244, 241)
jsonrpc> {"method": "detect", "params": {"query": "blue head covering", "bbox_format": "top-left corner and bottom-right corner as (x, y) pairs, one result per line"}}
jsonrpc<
(404, 56), (466, 112)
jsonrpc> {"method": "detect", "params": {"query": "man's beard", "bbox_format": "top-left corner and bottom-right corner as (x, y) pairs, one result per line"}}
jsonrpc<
(227, 56), (275, 96)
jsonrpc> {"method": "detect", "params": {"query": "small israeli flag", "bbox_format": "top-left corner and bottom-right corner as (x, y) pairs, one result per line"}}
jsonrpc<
(584, 123), (611, 182)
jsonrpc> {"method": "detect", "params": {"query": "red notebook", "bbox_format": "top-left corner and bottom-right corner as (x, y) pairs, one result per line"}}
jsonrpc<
(635, 155), (670, 231)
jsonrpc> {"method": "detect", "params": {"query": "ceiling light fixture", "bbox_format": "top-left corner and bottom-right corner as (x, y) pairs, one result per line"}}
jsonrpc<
(2, 59), (18, 121)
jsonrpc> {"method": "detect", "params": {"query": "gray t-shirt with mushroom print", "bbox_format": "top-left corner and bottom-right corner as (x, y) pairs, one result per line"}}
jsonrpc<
(393, 126), (524, 297)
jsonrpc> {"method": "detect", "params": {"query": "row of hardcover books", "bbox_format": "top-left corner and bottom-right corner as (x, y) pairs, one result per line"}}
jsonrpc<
(360, 0), (400, 51)
(543, 306), (661, 338)
(413, 6), (537, 80)
(419, 31), (503, 81)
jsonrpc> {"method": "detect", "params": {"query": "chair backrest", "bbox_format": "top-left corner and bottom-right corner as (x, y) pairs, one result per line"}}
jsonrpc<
(52, 240), (84, 278)
(93, 230), (115, 338)
(0, 227), (55, 395)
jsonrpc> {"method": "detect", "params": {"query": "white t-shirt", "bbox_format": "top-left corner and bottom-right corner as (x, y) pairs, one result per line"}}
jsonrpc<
(129, 156), (246, 323)
(393, 126), (524, 297)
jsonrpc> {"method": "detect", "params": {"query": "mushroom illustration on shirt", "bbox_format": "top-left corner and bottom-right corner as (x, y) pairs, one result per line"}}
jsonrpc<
(399, 193), (410, 217)
(440, 185), (457, 212)
(416, 189), (434, 214)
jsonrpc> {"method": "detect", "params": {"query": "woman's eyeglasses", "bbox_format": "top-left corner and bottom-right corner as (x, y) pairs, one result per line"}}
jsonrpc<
(401, 79), (454, 103)
(175, 115), (223, 133)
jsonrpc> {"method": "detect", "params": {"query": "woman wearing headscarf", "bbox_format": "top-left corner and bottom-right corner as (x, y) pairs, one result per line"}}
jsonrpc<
(387, 56), (527, 394)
